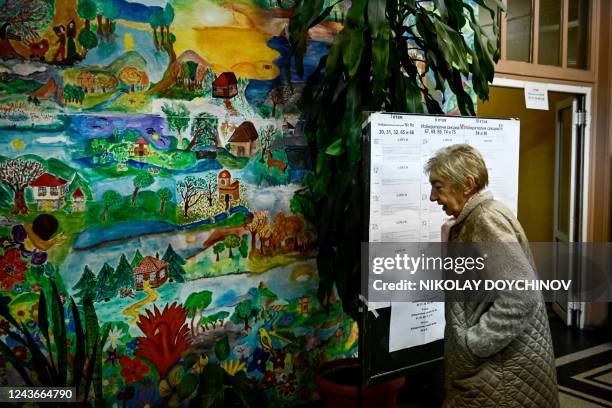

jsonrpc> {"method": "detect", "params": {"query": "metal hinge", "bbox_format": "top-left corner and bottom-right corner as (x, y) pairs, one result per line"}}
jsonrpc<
(574, 110), (587, 126)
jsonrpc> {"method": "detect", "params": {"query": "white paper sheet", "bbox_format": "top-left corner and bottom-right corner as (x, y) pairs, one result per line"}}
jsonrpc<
(389, 301), (446, 352)
(366, 112), (521, 348)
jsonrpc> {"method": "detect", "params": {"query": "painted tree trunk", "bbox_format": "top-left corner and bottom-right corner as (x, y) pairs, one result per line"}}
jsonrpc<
(97, 15), (103, 33)
(177, 129), (182, 149)
(159, 199), (166, 214)
(251, 233), (256, 251)
(85, 20), (90, 31)
(152, 28), (159, 50)
(160, 27), (165, 46)
(228, 247), (233, 258)
(183, 203), (189, 218)
(190, 312), (196, 338)
(12, 188), (28, 215)
(131, 187), (140, 205)
(101, 206), (108, 221)
(185, 137), (198, 152)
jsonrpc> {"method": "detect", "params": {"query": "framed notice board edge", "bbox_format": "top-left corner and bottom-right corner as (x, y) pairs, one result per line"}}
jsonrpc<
(359, 111), (520, 387)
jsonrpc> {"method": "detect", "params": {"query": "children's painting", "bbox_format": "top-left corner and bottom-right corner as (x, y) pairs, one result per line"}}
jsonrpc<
(0, 1), (356, 406)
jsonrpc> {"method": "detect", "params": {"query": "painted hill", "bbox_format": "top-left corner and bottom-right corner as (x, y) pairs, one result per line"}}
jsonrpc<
(176, 51), (211, 67)
(108, 51), (147, 75)
(0, 79), (43, 95)
(147, 51), (210, 95)
(115, 0), (162, 23)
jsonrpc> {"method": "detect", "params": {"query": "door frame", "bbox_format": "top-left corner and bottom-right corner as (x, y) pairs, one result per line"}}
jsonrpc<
(490, 77), (592, 329)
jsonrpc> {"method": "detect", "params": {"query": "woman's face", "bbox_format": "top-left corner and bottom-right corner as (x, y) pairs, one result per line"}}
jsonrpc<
(429, 176), (469, 217)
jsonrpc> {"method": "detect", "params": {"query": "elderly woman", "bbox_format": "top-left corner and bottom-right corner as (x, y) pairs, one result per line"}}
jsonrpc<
(425, 144), (559, 408)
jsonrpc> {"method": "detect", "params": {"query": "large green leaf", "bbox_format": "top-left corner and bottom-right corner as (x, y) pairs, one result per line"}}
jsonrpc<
(325, 138), (344, 156)
(50, 280), (67, 385)
(0, 339), (33, 385)
(214, 336), (230, 361)
(433, 18), (469, 74)
(339, 28), (365, 78)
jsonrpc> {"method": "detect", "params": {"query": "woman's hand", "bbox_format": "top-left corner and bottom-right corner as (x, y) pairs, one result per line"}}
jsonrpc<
(441, 217), (457, 242)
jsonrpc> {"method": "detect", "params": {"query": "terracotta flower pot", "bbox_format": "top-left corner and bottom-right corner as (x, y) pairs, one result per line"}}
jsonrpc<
(316, 358), (405, 408)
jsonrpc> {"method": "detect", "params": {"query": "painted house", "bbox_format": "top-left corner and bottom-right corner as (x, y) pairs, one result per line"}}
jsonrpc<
(228, 121), (259, 158)
(134, 136), (150, 157)
(212, 72), (238, 98)
(30, 173), (69, 211)
(218, 170), (240, 210)
(71, 188), (86, 212)
(133, 254), (168, 290)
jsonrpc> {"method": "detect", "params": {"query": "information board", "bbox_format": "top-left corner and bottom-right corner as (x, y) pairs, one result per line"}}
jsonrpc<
(361, 112), (520, 385)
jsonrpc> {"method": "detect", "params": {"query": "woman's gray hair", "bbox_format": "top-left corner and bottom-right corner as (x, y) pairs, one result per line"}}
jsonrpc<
(424, 144), (489, 192)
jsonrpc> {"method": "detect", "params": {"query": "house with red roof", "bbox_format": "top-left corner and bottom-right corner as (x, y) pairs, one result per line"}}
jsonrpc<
(133, 254), (168, 290)
(212, 72), (238, 99)
(133, 136), (150, 157)
(30, 173), (69, 211)
(71, 188), (86, 212)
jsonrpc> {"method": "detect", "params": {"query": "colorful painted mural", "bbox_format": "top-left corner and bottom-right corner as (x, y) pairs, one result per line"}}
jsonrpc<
(0, 0), (357, 406)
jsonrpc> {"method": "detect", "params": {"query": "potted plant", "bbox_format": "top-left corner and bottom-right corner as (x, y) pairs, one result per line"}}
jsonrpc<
(288, 0), (503, 405)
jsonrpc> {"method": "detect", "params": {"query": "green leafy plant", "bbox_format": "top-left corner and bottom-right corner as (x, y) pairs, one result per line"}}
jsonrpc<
(288, 0), (503, 318)
(189, 336), (257, 408)
(0, 279), (109, 404)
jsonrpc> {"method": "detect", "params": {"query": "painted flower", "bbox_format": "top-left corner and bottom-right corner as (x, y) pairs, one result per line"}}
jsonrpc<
(120, 356), (150, 384)
(29, 303), (38, 322)
(0, 319), (10, 335)
(135, 303), (191, 377)
(31, 250), (47, 266)
(11, 302), (31, 323)
(271, 350), (286, 370)
(247, 348), (270, 373)
(158, 366), (183, 407)
(11, 226), (26, 244)
(13, 284), (23, 294)
(126, 339), (137, 351)
(277, 373), (297, 397)
(13, 345), (27, 360)
(0, 249), (28, 291)
(262, 371), (276, 388)
(221, 359), (246, 376)
(192, 355), (208, 374)
(106, 348), (120, 365)
(106, 327), (125, 350)
(30, 284), (41, 293)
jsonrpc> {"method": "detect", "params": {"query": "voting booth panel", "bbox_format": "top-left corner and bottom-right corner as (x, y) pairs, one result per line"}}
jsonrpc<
(361, 112), (520, 385)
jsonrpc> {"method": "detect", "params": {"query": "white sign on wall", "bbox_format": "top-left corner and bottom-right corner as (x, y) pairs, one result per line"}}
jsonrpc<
(524, 83), (550, 110)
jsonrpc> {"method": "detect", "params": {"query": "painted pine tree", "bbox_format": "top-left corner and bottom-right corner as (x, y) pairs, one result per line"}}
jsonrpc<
(113, 254), (134, 290)
(95, 263), (116, 302)
(131, 249), (143, 269)
(162, 244), (186, 282)
(73, 265), (97, 300)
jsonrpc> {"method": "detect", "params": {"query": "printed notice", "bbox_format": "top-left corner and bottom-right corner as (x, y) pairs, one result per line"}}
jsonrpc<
(524, 83), (549, 110)
(367, 112), (520, 351)
(389, 302), (445, 352)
